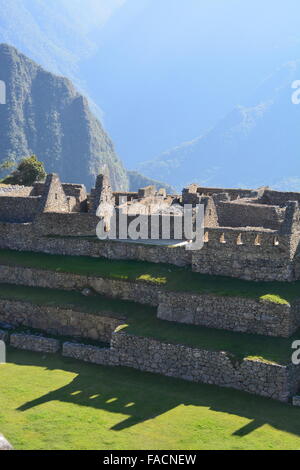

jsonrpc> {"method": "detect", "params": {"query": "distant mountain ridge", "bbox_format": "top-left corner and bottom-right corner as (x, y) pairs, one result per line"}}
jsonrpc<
(127, 171), (176, 194)
(138, 61), (300, 191)
(0, 44), (128, 190)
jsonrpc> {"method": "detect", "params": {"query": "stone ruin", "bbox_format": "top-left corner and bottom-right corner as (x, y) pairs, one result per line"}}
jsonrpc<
(0, 173), (299, 282)
(0, 174), (300, 404)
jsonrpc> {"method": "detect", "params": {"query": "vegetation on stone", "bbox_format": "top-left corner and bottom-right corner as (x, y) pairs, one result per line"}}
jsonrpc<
(0, 283), (296, 364)
(0, 44), (128, 190)
(2, 155), (46, 186)
(0, 249), (298, 304)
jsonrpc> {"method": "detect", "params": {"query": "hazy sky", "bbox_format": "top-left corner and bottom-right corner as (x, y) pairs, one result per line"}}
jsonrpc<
(2, 0), (300, 165)
(83, 0), (300, 163)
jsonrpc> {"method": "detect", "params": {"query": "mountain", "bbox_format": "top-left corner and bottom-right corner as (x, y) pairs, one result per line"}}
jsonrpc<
(1, 1), (300, 171)
(137, 62), (300, 191)
(0, 44), (128, 190)
(127, 171), (176, 194)
(0, 0), (124, 80)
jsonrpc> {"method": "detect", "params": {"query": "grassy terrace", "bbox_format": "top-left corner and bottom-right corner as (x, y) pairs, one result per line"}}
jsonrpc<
(0, 283), (141, 319)
(0, 249), (299, 304)
(0, 283), (296, 365)
(2, 349), (300, 450)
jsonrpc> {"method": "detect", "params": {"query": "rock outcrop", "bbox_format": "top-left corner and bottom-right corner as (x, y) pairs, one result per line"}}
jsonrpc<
(0, 43), (128, 190)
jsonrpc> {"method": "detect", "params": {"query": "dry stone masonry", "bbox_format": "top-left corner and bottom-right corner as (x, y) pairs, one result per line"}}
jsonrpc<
(10, 333), (60, 354)
(1, 173), (300, 402)
(0, 173), (299, 282)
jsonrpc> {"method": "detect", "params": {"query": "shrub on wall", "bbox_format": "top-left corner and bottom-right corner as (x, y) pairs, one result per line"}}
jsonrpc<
(2, 155), (46, 186)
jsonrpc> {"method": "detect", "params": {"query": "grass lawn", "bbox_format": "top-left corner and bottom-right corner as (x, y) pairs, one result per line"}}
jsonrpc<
(0, 283), (297, 364)
(0, 249), (299, 304)
(1, 349), (300, 450)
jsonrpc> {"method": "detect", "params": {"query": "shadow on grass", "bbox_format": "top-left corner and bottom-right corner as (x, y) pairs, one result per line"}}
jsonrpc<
(11, 349), (300, 438)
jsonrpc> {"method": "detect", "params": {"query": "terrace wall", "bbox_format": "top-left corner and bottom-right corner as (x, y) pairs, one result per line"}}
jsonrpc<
(0, 217), (297, 282)
(0, 265), (298, 337)
(62, 332), (300, 403)
(0, 299), (122, 342)
(110, 332), (300, 402)
(2, 327), (300, 402)
(192, 228), (293, 281)
(216, 201), (285, 230)
(0, 197), (41, 222)
(157, 292), (298, 337)
(0, 221), (192, 267)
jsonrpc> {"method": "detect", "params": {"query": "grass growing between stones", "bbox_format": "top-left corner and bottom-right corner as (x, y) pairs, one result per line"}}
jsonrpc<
(0, 283), (143, 319)
(120, 311), (298, 365)
(1, 349), (300, 450)
(0, 283), (296, 365)
(0, 249), (299, 304)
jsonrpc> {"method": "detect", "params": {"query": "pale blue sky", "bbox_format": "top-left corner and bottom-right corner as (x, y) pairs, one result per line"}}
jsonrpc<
(1, 0), (300, 168)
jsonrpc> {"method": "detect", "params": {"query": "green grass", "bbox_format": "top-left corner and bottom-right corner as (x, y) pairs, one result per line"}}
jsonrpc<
(0, 249), (299, 304)
(0, 282), (149, 319)
(0, 283), (296, 364)
(120, 310), (298, 365)
(1, 349), (300, 450)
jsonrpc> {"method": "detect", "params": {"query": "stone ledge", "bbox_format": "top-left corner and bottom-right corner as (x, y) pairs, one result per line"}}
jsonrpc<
(0, 298), (122, 343)
(10, 333), (61, 354)
(157, 291), (296, 337)
(62, 342), (115, 365)
(0, 265), (298, 337)
(110, 332), (299, 402)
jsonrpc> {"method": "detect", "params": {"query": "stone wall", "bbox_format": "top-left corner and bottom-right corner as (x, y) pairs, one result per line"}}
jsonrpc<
(192, 228), (293, 281)
(0, 203), (298, 280)
(197, 187), (255, 200)
(260, 190), (300, 206)
(0, 196), (41, 222)
(0, 265), (161, 306)
(0, 223), (35, 251)
(157, 291), (298, 337)
(111, 332), (300, 402)
(217, 201), (285, 230)
(63, 342), (114, 365)
(0, 221), (296, 282)
(10, 333), (60, 353)
(0, 185), (33, 196)
(62, 331), (300, 403)
(39, 173), (70, 213)
(0, 265), (298, 337)
(0, 299), (122, 342)
(2, 324), (300, 402)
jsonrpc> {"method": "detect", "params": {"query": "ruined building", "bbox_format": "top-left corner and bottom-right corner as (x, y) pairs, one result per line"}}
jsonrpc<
(0, 173), (300, 403)
(0, 172), (299, 282)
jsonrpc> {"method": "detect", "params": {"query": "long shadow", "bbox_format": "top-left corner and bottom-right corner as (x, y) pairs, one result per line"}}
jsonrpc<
(10, 349), (300, 437)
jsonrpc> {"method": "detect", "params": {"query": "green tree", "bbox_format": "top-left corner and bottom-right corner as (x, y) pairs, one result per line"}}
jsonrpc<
(0, 157), (15, 178)
(2, 155), (46, 186)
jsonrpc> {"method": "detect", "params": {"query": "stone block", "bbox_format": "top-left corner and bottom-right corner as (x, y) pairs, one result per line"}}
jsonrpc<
(10, 333), (60, 354)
